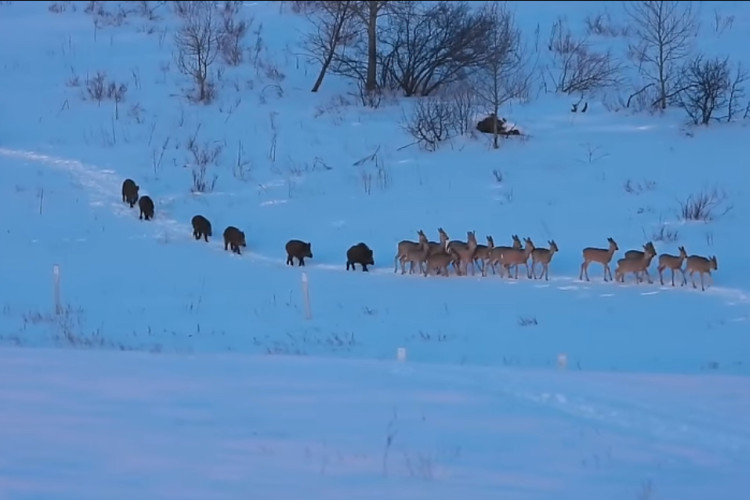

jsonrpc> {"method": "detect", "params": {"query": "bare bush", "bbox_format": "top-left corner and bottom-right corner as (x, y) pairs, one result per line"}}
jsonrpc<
(49, 1), (74, 13)
(448, 84), (478, 136)
(135, 1), (166, 21)
(302, 0), (357, 92)
(546, 17), (623, 94)
(676, 55), (746, 125)
(86, 71), (108, 102)
(186, 129), (222, 193)
(584, 11), (628, 37)
(651, 222), (679, 242)
(678, 189), (731, 221)
(218, 1), (249, 66)
(378, 1), (494, 97)
(625, 1), (698, 110)
(402, 97), (463, 152)
(173, 1), (221, 103)
(107, 82), (128, 119)
(473, 2), (531, 149)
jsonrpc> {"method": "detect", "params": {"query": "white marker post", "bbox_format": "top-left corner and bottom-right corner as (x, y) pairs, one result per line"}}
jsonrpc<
(557, 353), (568, 370)
(53, 264), (62, 315)
(301, 272), (312, 320)
(396, 347), (407, 362)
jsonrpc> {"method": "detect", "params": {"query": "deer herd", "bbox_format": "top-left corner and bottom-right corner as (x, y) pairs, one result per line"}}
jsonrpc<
(394, 228), (719, 292)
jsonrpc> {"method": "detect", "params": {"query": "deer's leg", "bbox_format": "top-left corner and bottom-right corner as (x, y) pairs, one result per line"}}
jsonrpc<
(658, 266), (665, 286)
(642, 268), (653, 284)
(700, 271), (705, 291)
(690, 270), (697, 289)
(680, 268), (687, 287)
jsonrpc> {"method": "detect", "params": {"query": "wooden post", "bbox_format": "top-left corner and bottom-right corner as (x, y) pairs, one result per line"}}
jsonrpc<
(301, 272), (311, 320)
(53, 264), (62, 315)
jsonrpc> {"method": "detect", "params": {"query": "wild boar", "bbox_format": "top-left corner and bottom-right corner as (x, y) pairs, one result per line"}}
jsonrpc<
(121, 178), (139, 208)
(346, 242), (375, 272)
(285, 239), (313, 266)
(191, 214), (212, 242)
(223, 226), (247, 255)
(138, 195), (154, 221)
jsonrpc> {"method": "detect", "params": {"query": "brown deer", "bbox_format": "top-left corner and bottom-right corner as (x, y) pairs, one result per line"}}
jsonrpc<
(685, 254), (718, 291)
(624, 241), (656, 260)
(614, 246), (655, 284)
(485, 235), (522, 277)
(424, 248), (460, 277)
(530, 240), (559, 281)
(473, 236), (494, 275)
(394, 230), (429, 274)
(399, 237), (431, 275)
(656, 246), (688, 287)
(495, 237), (535, 279)
(580, 237), (619, 282)
(448, 231), (478, 276)
(427, 227), (451, 257)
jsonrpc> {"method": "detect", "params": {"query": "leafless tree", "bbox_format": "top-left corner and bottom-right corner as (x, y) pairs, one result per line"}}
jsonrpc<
(473, 2), (531, 149)
(302, 0), (357, 92)
(217, 1), (249, 67)
(546, 17), (623, 95)
(676, 55), (733, 125)
(625, 1), (699, 110)
(378, 1), (494, 97)
(173, 1), (222, 103)
(402, 97), (456, 152)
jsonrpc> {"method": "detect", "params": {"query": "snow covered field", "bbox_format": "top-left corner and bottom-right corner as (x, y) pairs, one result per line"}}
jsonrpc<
(0, 1), (749, 499)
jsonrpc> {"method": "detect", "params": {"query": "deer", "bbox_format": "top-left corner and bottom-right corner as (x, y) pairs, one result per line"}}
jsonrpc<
(614, 246), (655, 284)
(448, 231), (478, 276)
(684, 254), (718, 292)
(580, 237), (619, 282)
(530, 240), (559, 281)
(624, 241), (657, 283)
(485, 235), (522, 277)
(473, 236), (494, 275)
(399, 237), (431, 275)
(424, 248), (460, 277)
(656, 246), (688, 287)
(394, 230), (429, 274)
(427, 227), (451, 257)
(495, 237), (535, 279)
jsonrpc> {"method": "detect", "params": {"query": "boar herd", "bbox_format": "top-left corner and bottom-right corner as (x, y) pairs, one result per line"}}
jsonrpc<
(121, 179), (719, 290)
(121, 178), (375, 272)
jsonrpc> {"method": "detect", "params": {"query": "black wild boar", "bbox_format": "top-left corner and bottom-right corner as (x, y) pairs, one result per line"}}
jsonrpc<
(347, 242), (375, 272)
(191, 214), (212, 242)
(138, 195), (154, 220)
(223, 226), (247, 255)
(121, 178), (139, 208)
(285, 239), (313, 266)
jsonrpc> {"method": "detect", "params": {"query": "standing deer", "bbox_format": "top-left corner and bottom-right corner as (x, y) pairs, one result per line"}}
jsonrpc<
(624, 241), (656, 260)
(614, 246), (656, 284)
(495, 237), (535, 279)
(473, 236), (494, 275)
(530, 240), (559, 280)
(485, 235), (522, 277)
(394, 230), (429, 274)
(656, 246), (688, 287)
(424, 248), (460, 277)
(427, 227), (451, 257)
(448, 231), (478, 276)
(580, 237), (619, 282)
(685, 254), (718, 291)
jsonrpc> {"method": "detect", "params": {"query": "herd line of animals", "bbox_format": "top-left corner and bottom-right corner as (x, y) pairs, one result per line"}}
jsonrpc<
(121, 178), (720, 292)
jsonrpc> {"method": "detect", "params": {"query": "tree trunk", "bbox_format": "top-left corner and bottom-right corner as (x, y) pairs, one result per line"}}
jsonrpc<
(492, 105), (500, 149)
(365, 1), (378, 92)
(312, 48), (336, 92)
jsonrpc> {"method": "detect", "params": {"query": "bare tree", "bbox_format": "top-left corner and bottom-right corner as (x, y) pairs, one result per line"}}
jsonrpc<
(676, 55), (732, 125)
(378, 1), (494, 97)
(625, 1), (699, 110)
(546, 17), (623, 95)
(173, 1), (221, 103)
(303, 0), (357, 92)
(473, 2), (531, 149)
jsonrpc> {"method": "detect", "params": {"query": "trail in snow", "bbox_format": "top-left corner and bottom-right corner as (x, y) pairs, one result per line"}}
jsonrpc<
(1, 147), (749, 307)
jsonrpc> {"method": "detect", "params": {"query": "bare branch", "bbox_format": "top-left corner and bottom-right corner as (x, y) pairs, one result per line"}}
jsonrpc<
(625, 1), (699, 110)
(172, 1), (222, 103)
